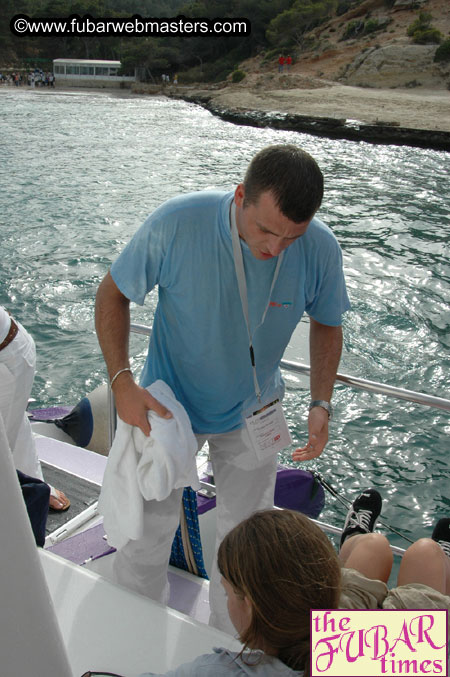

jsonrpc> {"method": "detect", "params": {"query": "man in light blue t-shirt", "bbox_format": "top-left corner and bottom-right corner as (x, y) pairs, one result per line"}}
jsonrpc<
(95, 144), (351, 632)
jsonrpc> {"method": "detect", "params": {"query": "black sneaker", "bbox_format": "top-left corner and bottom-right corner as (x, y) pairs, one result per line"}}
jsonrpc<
(432, 518), (450, 558)
(340, 489), (382, 548)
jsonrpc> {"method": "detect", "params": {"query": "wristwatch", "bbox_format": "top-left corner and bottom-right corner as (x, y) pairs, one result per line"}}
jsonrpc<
(309, 400), (333, 420)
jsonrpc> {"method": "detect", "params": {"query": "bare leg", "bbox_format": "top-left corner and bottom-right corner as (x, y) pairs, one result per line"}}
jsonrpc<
(340, 532), (393, 583)
(397, 538), (450, 595)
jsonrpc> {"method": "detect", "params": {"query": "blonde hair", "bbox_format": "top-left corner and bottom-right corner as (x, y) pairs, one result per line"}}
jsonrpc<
(217, 509), (341, 673)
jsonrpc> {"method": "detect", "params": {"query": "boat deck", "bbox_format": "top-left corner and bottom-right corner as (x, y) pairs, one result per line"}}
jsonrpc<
(1, 418), (239, 677)
(35, 428), (215, 624)
(41, 546), (237, 676)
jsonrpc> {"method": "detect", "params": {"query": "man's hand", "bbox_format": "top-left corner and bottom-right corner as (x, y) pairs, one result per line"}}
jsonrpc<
(112, 373), (172, 436)
(95, 272), (172, 436)
(291, 406), (329, 462)
(292, 319), (342, 462)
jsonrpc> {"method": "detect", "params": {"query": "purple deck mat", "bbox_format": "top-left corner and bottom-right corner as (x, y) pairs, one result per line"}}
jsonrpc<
(29, 406), (73, 420)
(167, 570), (209, 623)
(47, 522), (210, 622)
(48, 522), (114, 565)
(47, 492), (216, 566)
(46, 467), (321, 565)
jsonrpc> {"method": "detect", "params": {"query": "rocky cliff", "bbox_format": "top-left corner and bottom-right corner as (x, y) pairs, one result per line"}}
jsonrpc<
(244, 0), (450, 90)
(342, 43), (450, 87)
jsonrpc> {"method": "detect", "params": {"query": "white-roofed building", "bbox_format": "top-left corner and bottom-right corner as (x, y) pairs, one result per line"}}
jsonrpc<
(53, 59), (136, 88)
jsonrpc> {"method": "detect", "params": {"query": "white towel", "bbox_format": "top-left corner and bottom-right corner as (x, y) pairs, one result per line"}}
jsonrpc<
(99, 380), (199, 550)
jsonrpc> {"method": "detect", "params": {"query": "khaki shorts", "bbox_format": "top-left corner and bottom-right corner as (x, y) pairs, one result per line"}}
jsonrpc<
(340, 567), (450, 613)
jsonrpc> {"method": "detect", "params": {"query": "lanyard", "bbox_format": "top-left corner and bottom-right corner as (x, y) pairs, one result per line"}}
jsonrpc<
(230, 200), (284, 403)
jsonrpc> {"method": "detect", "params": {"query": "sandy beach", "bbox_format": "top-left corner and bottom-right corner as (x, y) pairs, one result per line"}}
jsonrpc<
(3, 79), (450, 135)
(179, 78), (450, 133)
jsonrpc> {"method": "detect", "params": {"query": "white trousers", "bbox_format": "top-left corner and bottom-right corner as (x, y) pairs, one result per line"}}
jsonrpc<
(0, 321), (43, 480)
(112, 426), (278, 634)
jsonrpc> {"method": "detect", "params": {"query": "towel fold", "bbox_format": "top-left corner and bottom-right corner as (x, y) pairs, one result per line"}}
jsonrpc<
(99, 380), (199, 550)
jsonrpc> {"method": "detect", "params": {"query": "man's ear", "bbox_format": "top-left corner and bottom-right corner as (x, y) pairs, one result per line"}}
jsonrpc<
(234, 183), (245, 208)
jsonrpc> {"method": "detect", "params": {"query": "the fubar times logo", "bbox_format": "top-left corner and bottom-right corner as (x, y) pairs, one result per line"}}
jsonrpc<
(311, 610), (448, 676)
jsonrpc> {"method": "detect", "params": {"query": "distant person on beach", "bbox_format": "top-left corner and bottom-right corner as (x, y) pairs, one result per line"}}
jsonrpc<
(0, 306), (70, 512)
(286, 55), (292, 72)
(95, 143), (350, 632)
(278, 54), (285, 72)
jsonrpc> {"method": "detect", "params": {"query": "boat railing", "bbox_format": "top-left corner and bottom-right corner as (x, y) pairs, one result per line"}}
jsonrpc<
(103, 321), (450, 556)
(43, 322), (450, 554)
(124, 322), (450, 412)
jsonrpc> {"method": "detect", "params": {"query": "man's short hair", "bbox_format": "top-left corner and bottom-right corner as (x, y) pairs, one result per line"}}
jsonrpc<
(243, 144), (324, 223)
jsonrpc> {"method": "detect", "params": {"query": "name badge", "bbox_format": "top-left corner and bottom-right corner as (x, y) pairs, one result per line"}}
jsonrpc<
(245, 400), (292, 460)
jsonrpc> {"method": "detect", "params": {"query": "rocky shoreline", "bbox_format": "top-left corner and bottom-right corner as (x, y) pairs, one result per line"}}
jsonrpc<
(172, 90), (450, 152)
(4, 81), (449, 151)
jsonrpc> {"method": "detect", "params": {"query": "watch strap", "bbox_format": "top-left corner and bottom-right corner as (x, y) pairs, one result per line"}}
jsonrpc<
(309, 400), (333, 420)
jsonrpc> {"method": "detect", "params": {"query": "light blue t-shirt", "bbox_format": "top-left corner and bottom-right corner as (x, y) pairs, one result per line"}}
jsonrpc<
(111, 191), (350, 433)
(140, 646), (303, 675)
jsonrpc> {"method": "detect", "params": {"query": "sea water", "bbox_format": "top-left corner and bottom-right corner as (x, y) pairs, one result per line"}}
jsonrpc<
(0, 87), (449, 550)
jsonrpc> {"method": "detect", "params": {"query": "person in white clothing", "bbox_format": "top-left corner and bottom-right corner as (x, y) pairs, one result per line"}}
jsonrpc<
(95, 145), (350, 631)
(0, 306), (70, 511)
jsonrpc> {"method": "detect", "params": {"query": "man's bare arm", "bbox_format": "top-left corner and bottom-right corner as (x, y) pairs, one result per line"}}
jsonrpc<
(95, 272), (132, 381)
(95, 272), (171, 435)
(309, 318), (343, 403)
(292, 318), (343, 461)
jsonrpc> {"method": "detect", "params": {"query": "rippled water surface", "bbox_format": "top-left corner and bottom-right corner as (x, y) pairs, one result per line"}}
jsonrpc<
(1, 88), (449, 551)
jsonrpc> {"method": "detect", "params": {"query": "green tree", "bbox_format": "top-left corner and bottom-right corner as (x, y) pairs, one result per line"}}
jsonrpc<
(233, 0), (292, 52)
(1, 0), (42, 60)
(407, 11), (441, 44)
(407, 11), (432, 36)
(434, 37), (450, 63)
(267, 0), (336, 48)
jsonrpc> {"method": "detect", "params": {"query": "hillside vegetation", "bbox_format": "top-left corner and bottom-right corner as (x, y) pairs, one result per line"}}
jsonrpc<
(269, 0), (450, 88)
(1, 0), (449, 88)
